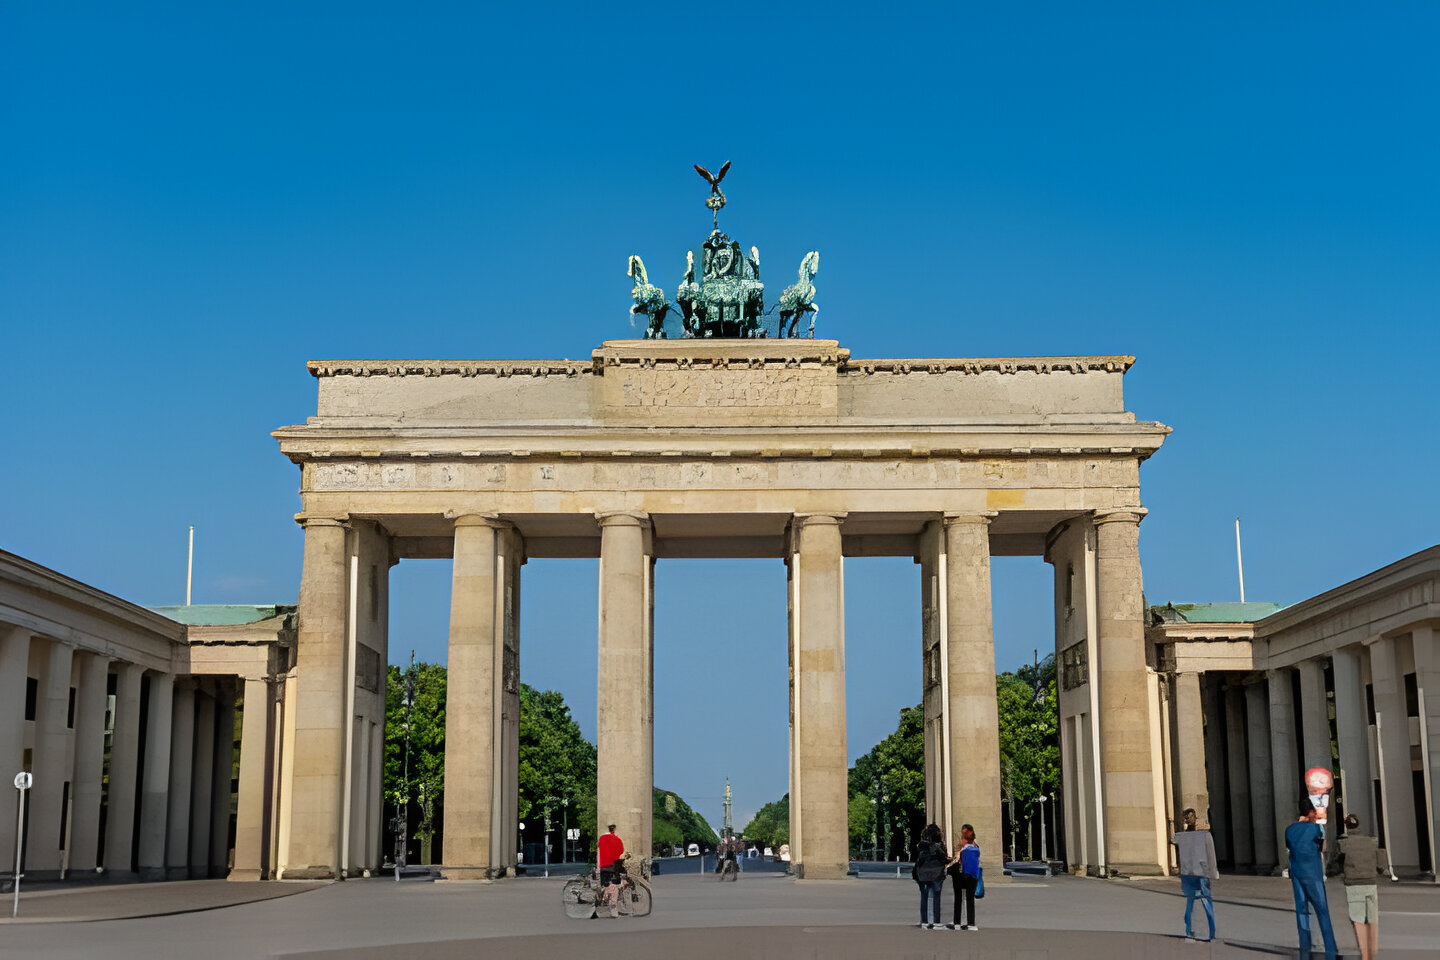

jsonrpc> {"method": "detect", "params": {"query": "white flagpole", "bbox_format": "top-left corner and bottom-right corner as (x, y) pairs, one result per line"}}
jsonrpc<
(186, 525), (195, 606)
(1235, 518), (1246, 603)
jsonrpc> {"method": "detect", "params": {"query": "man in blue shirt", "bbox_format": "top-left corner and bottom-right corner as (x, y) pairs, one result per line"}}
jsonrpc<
(1285, 799), (1338, 960)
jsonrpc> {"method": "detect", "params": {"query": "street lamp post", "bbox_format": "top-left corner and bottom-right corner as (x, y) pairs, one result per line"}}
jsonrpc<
(1038, 794), (1048, 862)
(561, 797), (569, 863)
(543, 800), (554, 878)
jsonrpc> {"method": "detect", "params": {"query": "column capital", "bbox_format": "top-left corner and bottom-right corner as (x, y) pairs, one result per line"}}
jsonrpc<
(942, 511), (997, 528)
(1092, 507), (1148, 526)
(294, 514), (348, 529)
(792, 512), (846, 527)
(596, 511), (651, 529)
(449, 512), (510, 529)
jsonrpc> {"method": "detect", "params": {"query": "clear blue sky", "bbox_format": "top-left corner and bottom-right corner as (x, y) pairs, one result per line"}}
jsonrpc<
(3, 4), (1438, 831)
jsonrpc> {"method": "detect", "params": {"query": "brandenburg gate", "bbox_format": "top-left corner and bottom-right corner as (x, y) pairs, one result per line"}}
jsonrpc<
(271, 337), (1171, 880)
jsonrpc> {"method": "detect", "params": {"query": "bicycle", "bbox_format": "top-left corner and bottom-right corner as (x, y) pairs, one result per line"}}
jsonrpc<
(718, 856), (739, 882)
(561, 853), (652, 918)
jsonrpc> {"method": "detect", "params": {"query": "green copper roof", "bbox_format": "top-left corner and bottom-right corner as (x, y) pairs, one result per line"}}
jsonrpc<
(1150, 601), (1284, 624)
(149, 604), (294, 626)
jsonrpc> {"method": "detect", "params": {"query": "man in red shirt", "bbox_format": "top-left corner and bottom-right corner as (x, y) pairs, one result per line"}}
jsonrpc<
(597, 824), (625, 917)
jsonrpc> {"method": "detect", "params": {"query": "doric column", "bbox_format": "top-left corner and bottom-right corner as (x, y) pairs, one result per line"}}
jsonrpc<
(942, 513), (1002, 873)
(1411, 626), (1439, 874)
(1092, 509), (1164, 874)
(1224, 684), (1254, 867)
(1202, 678), (1231, 861)
(596, 512), (654, 869)
(1331, 648), (1374, 831)
(1172, 672), (1209, 826)
(0, 628), (29, 865)
(211, 688), (235, 875)
(105, 662), (144, 876)
(27, 639), (74, 876)
(1369, 636), (1418, 872)
(138, 672), (174, 878)
(444, 514), (524, 878)
(1244, 681), (1277, 871)
(232, 678), (274, 880)
(787, 513), (847, 879)
(917, 522), (945, 836)
(166, 682), (195, 879)
(189, 689), (217, 878)
(69, 651), (110, 873)
(1296, 659), (1332, 778)
(280, 516), (350, 878)
(1267, 667), (1299, 869)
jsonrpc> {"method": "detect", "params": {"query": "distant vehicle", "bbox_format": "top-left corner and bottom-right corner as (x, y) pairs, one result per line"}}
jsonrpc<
(763, 846), (773, 859)
(686, 843), (700, 857)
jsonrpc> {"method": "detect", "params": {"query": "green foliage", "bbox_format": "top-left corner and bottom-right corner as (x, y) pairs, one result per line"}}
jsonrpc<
(849, 703), (928, 857)
(384, 661), (447, 847)
(997, 654), (1059, 804)
(741, 795), (789, 847)
(518, 683), (596, 825)
(653, 788), (717, 855)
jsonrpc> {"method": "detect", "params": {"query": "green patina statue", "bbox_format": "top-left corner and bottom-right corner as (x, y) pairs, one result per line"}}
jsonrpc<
(625, 162), (819, 339)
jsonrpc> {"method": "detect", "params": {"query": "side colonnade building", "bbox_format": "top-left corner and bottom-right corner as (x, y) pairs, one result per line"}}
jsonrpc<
(0, 548), (292, 882)
(1151, 545), (1440, 878)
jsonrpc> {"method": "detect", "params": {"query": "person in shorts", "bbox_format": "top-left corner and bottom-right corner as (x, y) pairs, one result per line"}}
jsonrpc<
(1335, 813), (1388, 960)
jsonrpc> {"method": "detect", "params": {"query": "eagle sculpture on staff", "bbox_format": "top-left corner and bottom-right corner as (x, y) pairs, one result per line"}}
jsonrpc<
(694, 160), (731, 226)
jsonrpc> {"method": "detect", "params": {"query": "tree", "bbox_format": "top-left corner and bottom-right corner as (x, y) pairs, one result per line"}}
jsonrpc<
(653, 788), (718, 856)
(384, 660), (446, 862)
(741, 796), (789, 848)
(517, 683), (597, 859)
(997, 654), (1060, 859)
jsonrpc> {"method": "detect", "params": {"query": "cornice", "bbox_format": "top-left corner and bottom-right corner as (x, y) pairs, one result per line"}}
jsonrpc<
(840, 356), (1135, 376)
(309, 360), (593, 379)
(307, 354), (1137, 379)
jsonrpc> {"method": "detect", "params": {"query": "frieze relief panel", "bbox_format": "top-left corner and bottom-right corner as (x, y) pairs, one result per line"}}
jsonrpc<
(616, 368), (828, 409)
(306, 456), (1140, 494)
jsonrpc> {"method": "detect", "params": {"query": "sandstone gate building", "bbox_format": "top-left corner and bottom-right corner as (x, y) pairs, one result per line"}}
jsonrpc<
(269, 338), (1171, 879)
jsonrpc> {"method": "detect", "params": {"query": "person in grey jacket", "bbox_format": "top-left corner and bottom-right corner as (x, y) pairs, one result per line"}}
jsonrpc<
(1335, 814), (1389, 960)
(1170, 808), (1219, 942)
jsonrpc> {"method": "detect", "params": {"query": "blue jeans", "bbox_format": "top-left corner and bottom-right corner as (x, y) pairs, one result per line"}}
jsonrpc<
(917, 879), (943, 924)
(1181, 875), (1215, 939)
(1291, 875), (1338, 959)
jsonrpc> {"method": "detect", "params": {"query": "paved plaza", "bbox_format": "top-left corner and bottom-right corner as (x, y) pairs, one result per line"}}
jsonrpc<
(2, 871), (1436, 960)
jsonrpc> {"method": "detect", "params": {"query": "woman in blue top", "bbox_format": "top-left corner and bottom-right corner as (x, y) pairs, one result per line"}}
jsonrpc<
(946, 823), (981, 930)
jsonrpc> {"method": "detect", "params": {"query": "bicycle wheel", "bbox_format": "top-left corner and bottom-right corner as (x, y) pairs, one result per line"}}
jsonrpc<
(627, 879), (653, 917)
(562, 878), (596, 919)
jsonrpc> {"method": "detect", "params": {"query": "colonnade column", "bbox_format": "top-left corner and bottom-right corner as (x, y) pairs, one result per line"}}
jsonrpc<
(105, 662), (144, 876)
(232, 678), (274, 880)
(138, 672), (174, 878)
(787, 513), (847, 879)
(0, 628), (28, 864)
(1244, 681), (1277, 871)
(1224, 684), (1254, 867)
(942, 513), (1002, 872)
(1296, 660), (1332, 780)
(211, 689), (235, 875)
(189, 688), (216, 877)
(1172, 672), (1209, 826)
(1092, 509), (1164, 874)
(279, 516), (349, 878)
(69, 651), (110, 872)
(27, 639), (74, 876)
(1330, 648), (1374, 831)
(1412, 626), (1439, 874)
(917, 523), (945, 837)
(1267, 668), (1299, 870)
(1369, 636), (1418, 872)
(1202, 680), (1231, 861)
(166, 682), (195, 879)
(596, 512), (654, 866)
(444, 514), (523, 878)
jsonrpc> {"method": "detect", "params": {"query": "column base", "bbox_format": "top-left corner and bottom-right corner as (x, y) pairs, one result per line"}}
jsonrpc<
(439, 864), (505, 880)
(1103, 862), (1167, 877)
(227, 868), (265, 881)
(793, 860), (850, 880)
(139, 867), (168, 882)
(277, 865), (339, 880)
(164, 866), (190, 881)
